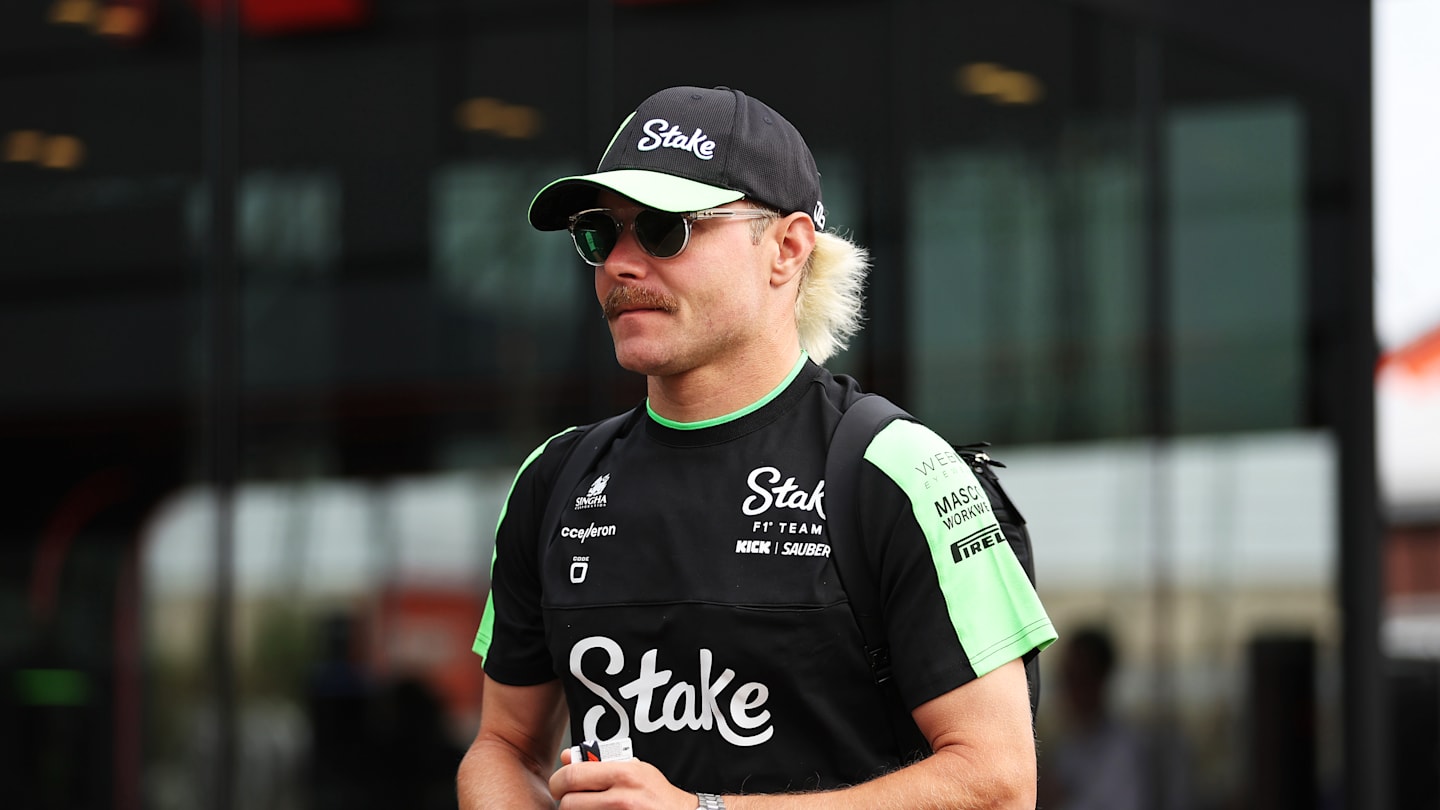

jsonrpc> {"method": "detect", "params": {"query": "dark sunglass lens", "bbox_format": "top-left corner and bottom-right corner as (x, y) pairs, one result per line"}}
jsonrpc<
(571, 212), (618, 264)
(633, 210), (689, 258)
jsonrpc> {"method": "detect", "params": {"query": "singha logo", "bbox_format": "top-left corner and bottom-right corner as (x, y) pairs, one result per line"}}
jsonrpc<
(575, 473), (610, 510)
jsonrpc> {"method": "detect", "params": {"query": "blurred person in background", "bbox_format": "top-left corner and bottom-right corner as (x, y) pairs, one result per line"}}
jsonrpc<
(1038, 626), (1147, 810)
(455, 85), (1056, 809)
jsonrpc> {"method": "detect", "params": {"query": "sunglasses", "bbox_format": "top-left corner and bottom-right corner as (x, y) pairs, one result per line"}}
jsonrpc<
(566, 206), (775, 266)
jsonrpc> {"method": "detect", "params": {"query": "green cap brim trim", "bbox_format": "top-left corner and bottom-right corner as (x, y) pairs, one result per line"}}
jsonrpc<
(528, 169), (745, 231)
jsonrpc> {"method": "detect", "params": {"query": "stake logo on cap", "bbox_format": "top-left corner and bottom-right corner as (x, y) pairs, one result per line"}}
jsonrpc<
(529, 86), (824, 231)
(633, 118), (718, 160)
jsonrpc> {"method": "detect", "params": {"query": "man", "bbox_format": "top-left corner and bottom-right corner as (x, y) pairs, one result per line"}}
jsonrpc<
(458, 85), (1056, 810)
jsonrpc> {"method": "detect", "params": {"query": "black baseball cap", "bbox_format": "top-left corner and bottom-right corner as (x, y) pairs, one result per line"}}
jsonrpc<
(528, 86), (826, 231)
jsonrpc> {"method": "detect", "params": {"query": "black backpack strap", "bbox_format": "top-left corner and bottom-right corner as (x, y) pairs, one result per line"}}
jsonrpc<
(827, 394), (931, 757)
(827, 393), (913, 686)
(538, 409), (636, 557)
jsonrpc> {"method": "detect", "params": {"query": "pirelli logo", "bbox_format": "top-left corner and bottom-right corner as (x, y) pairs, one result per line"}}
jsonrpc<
(950, 526), (1005, 564)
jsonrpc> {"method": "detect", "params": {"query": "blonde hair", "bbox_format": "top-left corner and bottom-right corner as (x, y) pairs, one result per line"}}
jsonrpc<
(746, 206), (869, 364)
(795, 230), (869, 364)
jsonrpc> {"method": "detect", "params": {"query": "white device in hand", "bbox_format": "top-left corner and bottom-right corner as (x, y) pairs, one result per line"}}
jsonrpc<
(566, 737), (633, 763)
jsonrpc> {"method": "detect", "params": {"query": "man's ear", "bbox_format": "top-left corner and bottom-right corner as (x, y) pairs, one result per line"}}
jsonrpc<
(770, 211), (816, 287)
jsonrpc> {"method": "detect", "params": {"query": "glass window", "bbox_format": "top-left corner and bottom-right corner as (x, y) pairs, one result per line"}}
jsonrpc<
(1169, 102), (1306, 433)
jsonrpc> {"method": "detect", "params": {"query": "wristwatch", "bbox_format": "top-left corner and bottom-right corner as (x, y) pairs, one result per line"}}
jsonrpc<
(696, 792), (726, 810)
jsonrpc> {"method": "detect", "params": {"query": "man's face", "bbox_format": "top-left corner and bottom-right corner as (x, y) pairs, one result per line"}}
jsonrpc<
(592, 191), (776, 379)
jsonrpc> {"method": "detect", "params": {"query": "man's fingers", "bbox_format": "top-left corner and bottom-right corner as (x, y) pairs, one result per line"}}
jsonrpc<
(549, 759), (624, 800)
(550, 759), (696, 810)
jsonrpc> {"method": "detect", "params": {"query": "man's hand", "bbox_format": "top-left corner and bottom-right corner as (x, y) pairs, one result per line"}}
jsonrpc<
(549, 748), (697, 810)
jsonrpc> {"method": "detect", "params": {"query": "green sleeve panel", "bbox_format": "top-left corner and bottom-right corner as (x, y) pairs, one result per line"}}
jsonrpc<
(864, 419), (1056, 678)
(472, 587), (496, 659)
(472, 426), (577, 661)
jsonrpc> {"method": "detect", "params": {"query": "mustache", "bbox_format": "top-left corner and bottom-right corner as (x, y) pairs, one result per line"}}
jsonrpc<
(602, 286), (679, 320)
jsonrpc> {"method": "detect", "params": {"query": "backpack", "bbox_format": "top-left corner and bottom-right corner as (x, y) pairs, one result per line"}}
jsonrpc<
(537, 394), (1040, 744)
(825, 394), (1041, 732)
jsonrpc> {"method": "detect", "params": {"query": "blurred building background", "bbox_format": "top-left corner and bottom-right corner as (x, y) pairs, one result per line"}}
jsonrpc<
(0, 0), (1429, 808)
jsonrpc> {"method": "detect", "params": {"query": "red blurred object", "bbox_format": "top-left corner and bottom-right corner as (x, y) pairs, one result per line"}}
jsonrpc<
(190, 0), (369, 35)
(1378, 324), (1440, 379)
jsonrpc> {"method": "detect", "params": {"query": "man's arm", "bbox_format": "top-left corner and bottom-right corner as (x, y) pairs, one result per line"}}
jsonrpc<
(548, 657), (1037, 810)
(457, 675), (569, 810)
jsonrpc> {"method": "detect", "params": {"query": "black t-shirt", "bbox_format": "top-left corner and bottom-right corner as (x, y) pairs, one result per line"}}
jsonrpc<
(474, 359), (1054, 794)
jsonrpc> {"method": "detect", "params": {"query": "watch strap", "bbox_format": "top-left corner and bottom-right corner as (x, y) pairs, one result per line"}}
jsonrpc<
(696, 792), (726, 810)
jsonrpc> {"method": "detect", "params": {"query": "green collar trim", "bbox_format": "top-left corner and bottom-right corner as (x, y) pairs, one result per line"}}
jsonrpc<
(647, 352), (809, 431)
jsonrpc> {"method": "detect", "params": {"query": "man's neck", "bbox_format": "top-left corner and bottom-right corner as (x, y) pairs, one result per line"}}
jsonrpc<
(646, 349), (804, 424)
